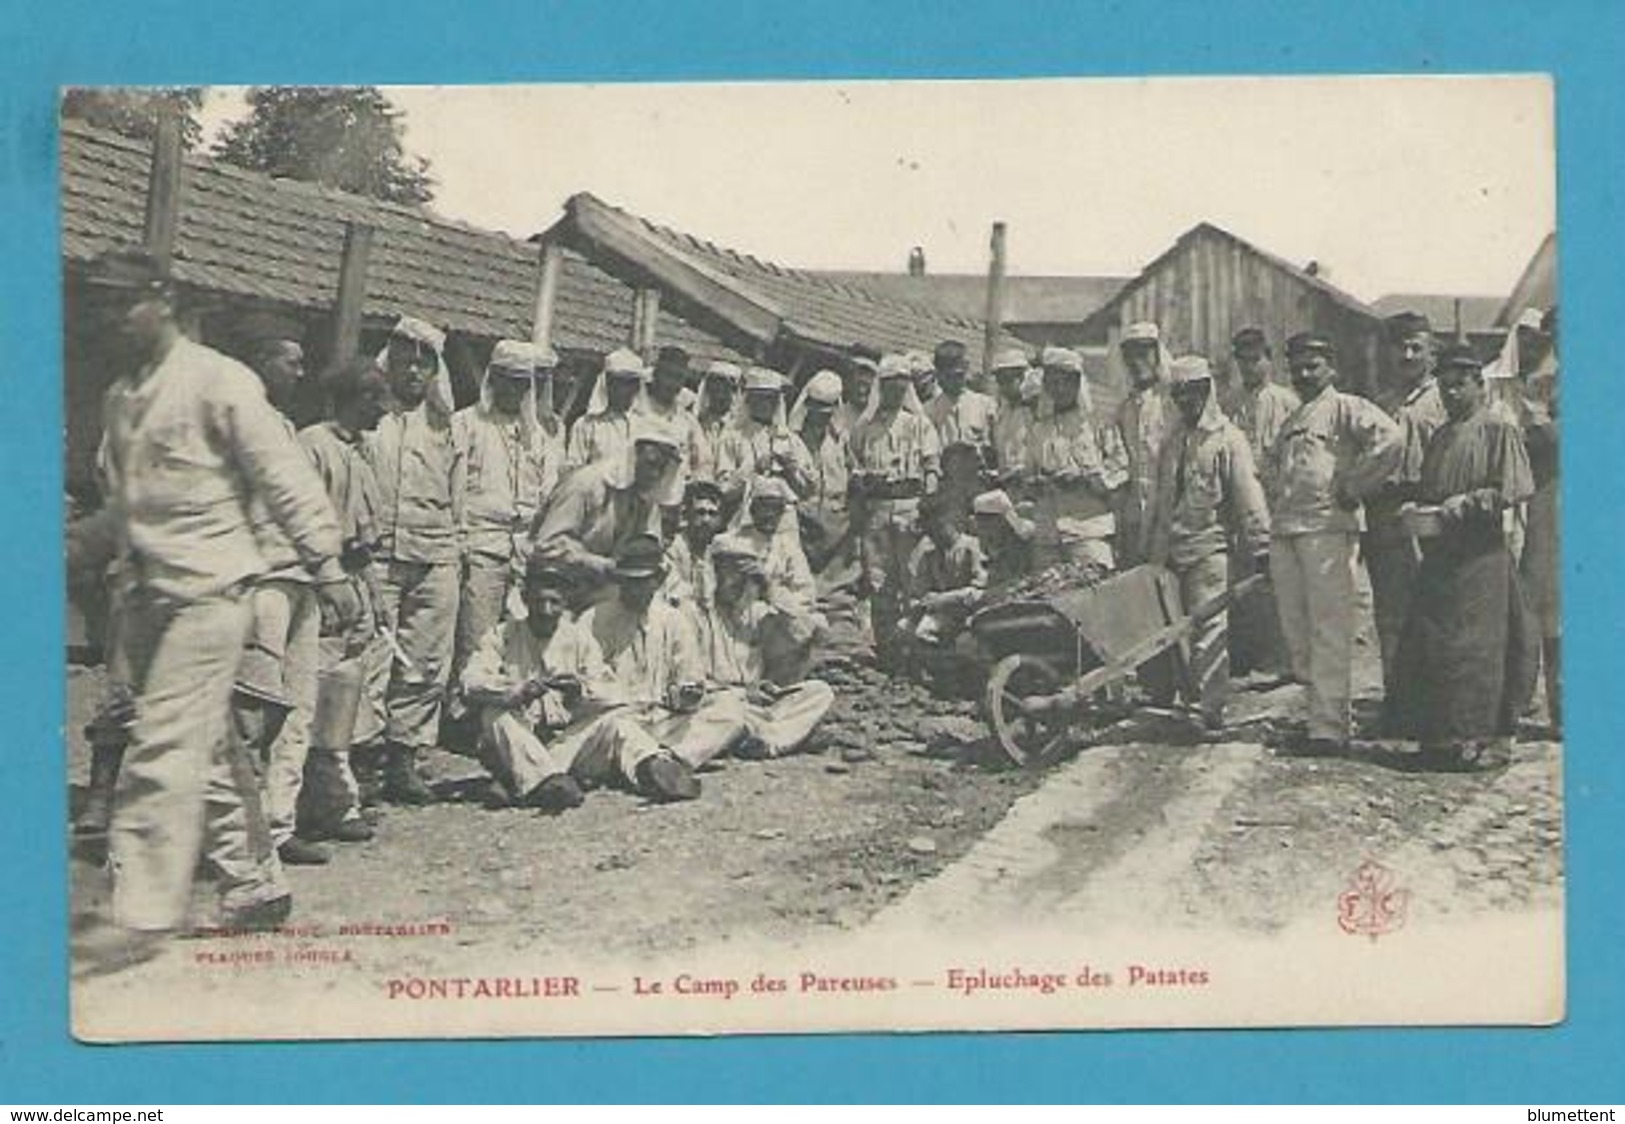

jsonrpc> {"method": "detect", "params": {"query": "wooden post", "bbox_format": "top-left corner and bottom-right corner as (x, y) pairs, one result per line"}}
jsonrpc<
(982, 221), (1008, 380)
(531, 240), (565, 349)
(331, 222), (374, 365)
(143, 110), (185, 272)
(631, 286), (661, 359)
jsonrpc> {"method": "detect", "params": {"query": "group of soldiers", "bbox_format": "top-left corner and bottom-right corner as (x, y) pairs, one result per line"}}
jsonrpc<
(71, 245), (1560, 965)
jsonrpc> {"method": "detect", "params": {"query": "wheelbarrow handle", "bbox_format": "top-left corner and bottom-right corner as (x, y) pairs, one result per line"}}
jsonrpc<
(1187, 571), (1266, 626)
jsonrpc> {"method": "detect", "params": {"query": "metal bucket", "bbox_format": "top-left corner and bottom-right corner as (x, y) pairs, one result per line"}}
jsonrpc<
(311, 662), (364, 752)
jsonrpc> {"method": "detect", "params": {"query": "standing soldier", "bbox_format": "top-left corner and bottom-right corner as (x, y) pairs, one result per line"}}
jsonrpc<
(924, 340), (997, 458)
(1029, 347), (1120, 573)
(1515, 309), (1561, 734)
(787, 370), (854, 572)
(1223, 328), (1299, 491)
(720, 367), (816, 504)
(1384, 343), (1538, 770)
(297, 356), (392, 833)
(236, 319), (338, 866)
(988, 346), (1038, 493)
(566, 348), (647, 470)
(849, 354), (942, 659)
(364, 316), (461, 805)
(1113, 322), (1172, 566)
(833, 354), (878, 439)
(640, 345), (711, 493)
(1143, 356), (1271, 733)
(84, 251), (357, 963)
(449, 341), (561, 725)
(1268, 332), (1401, 754)
(1222, 327), (1299, 680)
(694, 359), (748, 493)
(1365, 312), (1450, 705)
(908, 349), (940, 410)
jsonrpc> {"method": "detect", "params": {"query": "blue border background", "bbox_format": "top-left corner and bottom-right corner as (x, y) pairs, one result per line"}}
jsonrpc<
(3, 0), (1621, 1103)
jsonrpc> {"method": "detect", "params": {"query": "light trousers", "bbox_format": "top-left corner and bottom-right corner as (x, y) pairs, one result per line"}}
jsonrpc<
(248, 580), (320, 847)
(109, 585), (255, 930)
(1272, 531), (1358, 741)
(728, 681), (836, 756)
(452, 551), (515, 713)
(375, 559), (459, 749)
(479, 695), (749, 797)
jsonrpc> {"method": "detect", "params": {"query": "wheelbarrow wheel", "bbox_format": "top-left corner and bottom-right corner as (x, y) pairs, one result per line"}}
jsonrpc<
(984, 654), (1070, 769)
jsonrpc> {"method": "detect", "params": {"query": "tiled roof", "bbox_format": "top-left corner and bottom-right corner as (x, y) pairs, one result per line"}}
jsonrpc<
(59, 120), (745, 361)
(556, 194), (1014, 366)
(811, 271), (1131, 325)
(1370, 293), (1506, 335)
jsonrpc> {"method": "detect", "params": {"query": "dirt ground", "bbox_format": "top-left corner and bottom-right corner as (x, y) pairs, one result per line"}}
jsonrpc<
(66, 603), (1564, 982)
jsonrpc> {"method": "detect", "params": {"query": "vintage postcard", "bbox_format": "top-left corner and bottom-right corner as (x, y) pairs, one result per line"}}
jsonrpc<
(62, 75), (1561, 1041)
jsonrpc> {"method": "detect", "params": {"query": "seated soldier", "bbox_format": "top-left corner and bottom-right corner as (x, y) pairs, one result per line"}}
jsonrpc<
(463, 550), (735, 811)
(461, 559), (621, 813)
(732, 475), (826, 681)
(971, 488), (1037, 591)
(576, 534), (753, 801)
(662, 478), (726, 641)
(531, 417), (684, 606)
(703, 535), (837, 760)
(901, 491), (988, 652)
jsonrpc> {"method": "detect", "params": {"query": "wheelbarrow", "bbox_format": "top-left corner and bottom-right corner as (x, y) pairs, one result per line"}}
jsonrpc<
(969, 562), (1264, 768)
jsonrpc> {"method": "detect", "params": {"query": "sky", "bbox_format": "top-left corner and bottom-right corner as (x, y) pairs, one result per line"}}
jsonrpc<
(199, 76), (1554, 302)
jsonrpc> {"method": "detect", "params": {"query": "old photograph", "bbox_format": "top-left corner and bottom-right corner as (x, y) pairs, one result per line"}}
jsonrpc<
(61, 76), (1562, 1040)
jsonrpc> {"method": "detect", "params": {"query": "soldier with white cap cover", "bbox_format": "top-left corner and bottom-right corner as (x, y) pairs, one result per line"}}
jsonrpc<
(694, 359), (752, 495)
(1028, 345), (1121, 572)
(834, 354), (878, 439)
(989, 345), (1038, 487)
(717, 366), (816, 502)
(1142, 355), (1271, 731)
(449, 340), (563, 719)
(972, 488), (1036, 588)
(363, 314), (463, 805)
(532, 415), (685, 602)
(695, 533), (837, 760)
(788, 369), (856, 569)
(1113, 321), (1174, 565)
(849, 353), (943, 657)
(566, 348), (648, 471)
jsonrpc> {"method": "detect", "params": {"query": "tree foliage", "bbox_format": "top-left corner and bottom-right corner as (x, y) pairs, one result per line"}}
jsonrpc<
(61, 88), (205, 149)
(211, 87), (435, 205)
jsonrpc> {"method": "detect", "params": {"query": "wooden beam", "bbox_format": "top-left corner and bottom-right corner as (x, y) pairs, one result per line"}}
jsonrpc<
(531, 239), (565, 350)
(143, 111), (185, 272)
(982, 221), (1008, 380)
(633, 287), (661, 358)
(330, 222), (374, 365)
(568, 194), (783, 346)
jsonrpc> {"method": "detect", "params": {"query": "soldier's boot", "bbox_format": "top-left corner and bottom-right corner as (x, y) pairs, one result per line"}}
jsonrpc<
(382, 744), (438, 806)
(75, 739), (125, 837)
